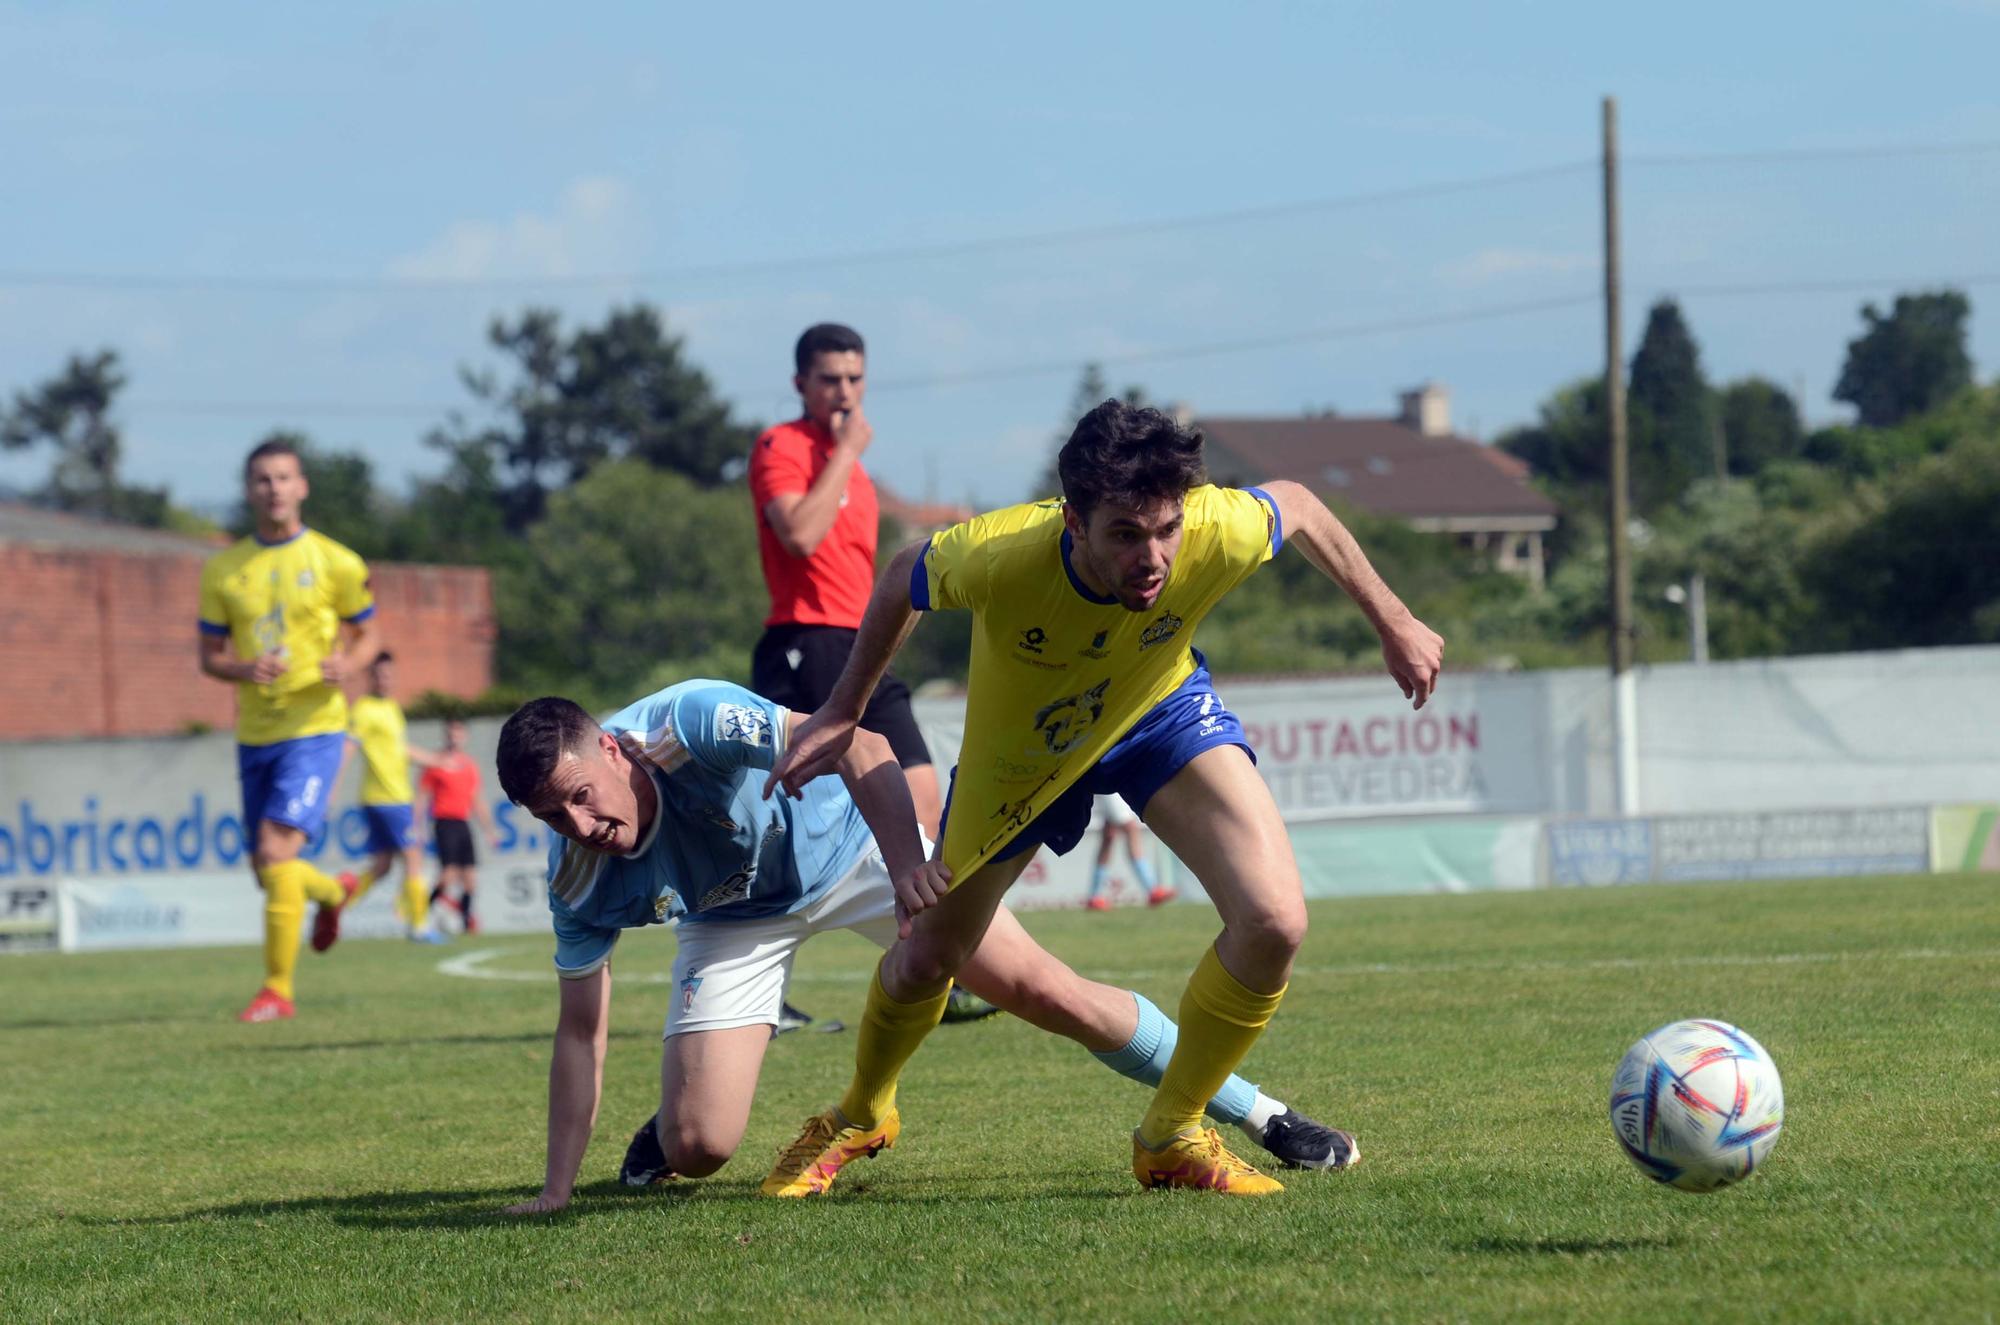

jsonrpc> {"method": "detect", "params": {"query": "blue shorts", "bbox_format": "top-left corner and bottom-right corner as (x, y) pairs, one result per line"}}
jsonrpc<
(237, 732), (346, 838)
(941, 657), (1254, 864)
(362, 803), (417, 854)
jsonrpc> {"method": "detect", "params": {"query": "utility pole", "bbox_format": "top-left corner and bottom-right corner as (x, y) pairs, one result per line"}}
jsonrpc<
(1603, 95), (1640, 815)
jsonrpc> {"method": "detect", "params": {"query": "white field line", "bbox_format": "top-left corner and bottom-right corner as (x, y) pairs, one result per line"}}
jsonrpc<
(438, 945), (2000, 987)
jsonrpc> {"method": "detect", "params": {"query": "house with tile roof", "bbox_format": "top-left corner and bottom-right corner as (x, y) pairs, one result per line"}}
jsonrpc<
(1197, 383), (1560, 589)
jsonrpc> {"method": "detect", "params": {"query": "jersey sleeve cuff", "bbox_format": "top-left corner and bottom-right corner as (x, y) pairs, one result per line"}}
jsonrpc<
(198, 620), (230, 636)
(908, 539), (934, 611)
(1244, 486), (1284, 555)
(343, 605), (377, 624)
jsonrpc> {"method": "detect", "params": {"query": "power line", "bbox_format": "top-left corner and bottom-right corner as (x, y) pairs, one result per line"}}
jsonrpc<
(5, 136), (1998, 297)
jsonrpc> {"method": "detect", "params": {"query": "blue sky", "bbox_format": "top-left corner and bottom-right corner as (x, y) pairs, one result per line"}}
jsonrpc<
(4, 1), (1998, 514)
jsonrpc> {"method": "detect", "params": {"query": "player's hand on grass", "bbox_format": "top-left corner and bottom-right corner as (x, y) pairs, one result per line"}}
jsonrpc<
(246, 651), (286, 684)
(764, 710), (856, 800)
(830, 406), (873, 456)
(501, 1190), (569, 1216)
(1378, 612), (1445, 710)
(892, 860), (954, 938)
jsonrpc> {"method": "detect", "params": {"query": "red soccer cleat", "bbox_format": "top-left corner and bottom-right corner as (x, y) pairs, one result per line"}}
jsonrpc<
(310, 872), (360, 953)
(238, 988), (295, 1022)
(1146, 885), (1180, 907)
(1085, 895), (1112, 911)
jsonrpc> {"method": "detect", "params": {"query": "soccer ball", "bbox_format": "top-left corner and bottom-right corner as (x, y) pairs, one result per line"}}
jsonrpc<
(1609, 1018), (1784, 1193)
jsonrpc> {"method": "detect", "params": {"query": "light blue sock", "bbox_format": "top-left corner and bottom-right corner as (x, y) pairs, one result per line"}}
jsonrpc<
(1132, 856), (1158, 890)
(1088, 864), (1110, 898)
(1090, 991), (1260, 1126)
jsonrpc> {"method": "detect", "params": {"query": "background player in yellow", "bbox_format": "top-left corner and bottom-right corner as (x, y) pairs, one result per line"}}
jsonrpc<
(342, 650), (446, 944)
(198, 438), (382, 1022)
(766, 399), (1443, 1195)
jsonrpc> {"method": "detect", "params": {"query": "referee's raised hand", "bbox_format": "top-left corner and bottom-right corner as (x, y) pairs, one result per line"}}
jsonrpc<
(763, 708), (856, 801)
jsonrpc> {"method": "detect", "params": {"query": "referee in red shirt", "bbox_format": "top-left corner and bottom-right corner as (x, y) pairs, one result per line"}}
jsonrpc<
(749, 323), (942, 838)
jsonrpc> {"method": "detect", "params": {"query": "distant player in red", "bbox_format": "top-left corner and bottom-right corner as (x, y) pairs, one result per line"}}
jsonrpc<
(421, 719), (494, 933)
(748, 323), (942, 838)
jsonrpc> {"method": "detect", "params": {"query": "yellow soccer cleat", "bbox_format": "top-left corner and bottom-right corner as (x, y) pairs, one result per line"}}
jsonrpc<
(761, 1107), (900, 1198)
(1133, 1127), (1285, 1196)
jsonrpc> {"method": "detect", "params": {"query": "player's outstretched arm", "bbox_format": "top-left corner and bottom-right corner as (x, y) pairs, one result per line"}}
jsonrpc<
(503, 965), (612, 1216)
(1262, 479), (1445, 709)
(764, 538), (927, 800)
(824, 721), (953, 937)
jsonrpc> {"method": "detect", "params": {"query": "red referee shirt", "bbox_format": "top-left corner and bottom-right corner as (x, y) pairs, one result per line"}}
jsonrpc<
(421, 756), (480, 822)
(748, 418), (879, 629)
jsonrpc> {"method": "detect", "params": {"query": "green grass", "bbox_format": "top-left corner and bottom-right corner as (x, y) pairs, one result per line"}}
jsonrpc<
(3, 874), (1997, 1323)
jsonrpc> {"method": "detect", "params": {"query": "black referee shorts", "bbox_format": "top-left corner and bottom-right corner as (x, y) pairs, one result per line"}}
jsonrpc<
(433, 818), (476, 867)
(752, 623), (933, 770)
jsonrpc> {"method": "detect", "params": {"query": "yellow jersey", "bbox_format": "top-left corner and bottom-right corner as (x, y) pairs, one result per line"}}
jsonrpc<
(198, 528), (374, 746)
(347, 694), (414, 806)
(915, 485), (1279, 875)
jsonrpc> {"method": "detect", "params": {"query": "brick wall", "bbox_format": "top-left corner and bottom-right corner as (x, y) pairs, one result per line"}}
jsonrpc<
(0, 544), (494, 741)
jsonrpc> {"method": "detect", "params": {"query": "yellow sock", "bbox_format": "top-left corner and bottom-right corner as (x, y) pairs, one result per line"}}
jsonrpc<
(836, 963), (951, 1127)
(257, 861), (308, 1001)
(401, 873), (430, 930)
(281, 858), (347, 908)
(1140, 944), (1287, 1146)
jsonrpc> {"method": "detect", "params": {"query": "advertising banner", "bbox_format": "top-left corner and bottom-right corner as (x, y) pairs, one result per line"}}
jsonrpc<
(1651, 808), (1929, 881)
(1288, 816), (1543, 898)
(1546, 820), (1655, 886)
(0, 879), (58, 950)
(1930, 805), (2000, 874)
(1194, 673), (1551, 822)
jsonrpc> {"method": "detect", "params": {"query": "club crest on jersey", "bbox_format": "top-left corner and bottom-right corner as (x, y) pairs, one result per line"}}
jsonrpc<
(679, 969), (703, 1012)
(1078, 630), (1110, 659)
(1139, 612), (1184, 650)
(1032, 678), (1109, 754)
(713, 703), (772, 748)
(297, 569), (315, 587)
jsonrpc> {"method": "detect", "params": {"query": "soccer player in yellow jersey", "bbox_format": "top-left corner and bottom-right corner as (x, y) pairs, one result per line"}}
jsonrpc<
(765, 399), (1443, 1195)
(199, 438), (382, 1022)
(344, 651), (445, 944)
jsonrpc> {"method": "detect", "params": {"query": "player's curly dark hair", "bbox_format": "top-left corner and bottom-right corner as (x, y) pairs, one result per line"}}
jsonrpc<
(495, 697), (602, 806)
(1056, 399), (1208, 521)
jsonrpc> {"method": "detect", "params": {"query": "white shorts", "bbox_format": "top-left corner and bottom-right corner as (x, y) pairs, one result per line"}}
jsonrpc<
(663, 843), (900, 1039)
(1093, 793), (1137, 828)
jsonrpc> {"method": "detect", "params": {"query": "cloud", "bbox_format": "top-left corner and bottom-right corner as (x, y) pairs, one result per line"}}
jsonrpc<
(1438, 247), (1598, 286)
(387, 176), (640, 281)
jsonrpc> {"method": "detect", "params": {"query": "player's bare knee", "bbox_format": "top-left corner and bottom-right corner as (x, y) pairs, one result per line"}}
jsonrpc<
(1233, 903), (1307, 962)
(660, 1122), (734, 1178)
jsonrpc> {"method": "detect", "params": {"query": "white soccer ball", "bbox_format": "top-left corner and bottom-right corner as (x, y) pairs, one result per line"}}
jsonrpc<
(1608, 1018), (1784, 1193)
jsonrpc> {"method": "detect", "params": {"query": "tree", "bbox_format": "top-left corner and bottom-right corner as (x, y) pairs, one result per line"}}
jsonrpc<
(1802, 432), (2000, 649)
(1035, 363), (1151, 498)
(433, 304), (757, 532)
(1495, 377), (1606, 488)
(1716, 377), (1803, 477)
(497, 460), (766, 702)
(1833, 290), (1973, 428)
(1627, 299), (1717, 512)
(1, 349), (171, 525)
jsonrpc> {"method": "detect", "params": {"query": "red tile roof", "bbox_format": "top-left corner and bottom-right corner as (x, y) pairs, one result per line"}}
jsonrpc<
(1197, 416), (1559, 522)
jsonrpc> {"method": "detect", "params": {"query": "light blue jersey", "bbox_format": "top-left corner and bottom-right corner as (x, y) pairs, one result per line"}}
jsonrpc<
(544, 680), (874, 978)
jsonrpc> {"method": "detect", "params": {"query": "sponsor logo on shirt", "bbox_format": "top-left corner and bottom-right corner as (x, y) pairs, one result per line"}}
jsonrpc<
(1139, 612), (1184, 650)
(1017, 626), (1047, 654)
(714, 703), (773, 748)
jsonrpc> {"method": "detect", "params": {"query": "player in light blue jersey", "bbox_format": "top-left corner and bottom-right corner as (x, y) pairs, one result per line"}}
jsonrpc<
(492, 680), (1354, 1214)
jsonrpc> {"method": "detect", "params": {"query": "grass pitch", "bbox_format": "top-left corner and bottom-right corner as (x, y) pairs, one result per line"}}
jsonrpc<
(3, 873), (1996, 1323)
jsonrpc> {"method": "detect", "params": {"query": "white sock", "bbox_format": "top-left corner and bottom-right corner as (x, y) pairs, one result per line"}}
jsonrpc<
(1241, 1091), (1285, 1141)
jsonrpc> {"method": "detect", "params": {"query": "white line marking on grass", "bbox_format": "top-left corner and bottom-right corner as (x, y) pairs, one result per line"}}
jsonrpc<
(439, 945), (2000, 987)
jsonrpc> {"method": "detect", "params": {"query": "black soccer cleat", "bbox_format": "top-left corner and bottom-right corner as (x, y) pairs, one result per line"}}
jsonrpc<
(773, 1000), (816, 1037)
(941, 986), (1003, 1024)
(1255, 1108), (1361, 1171)
(619, 1112), (677, 1187)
